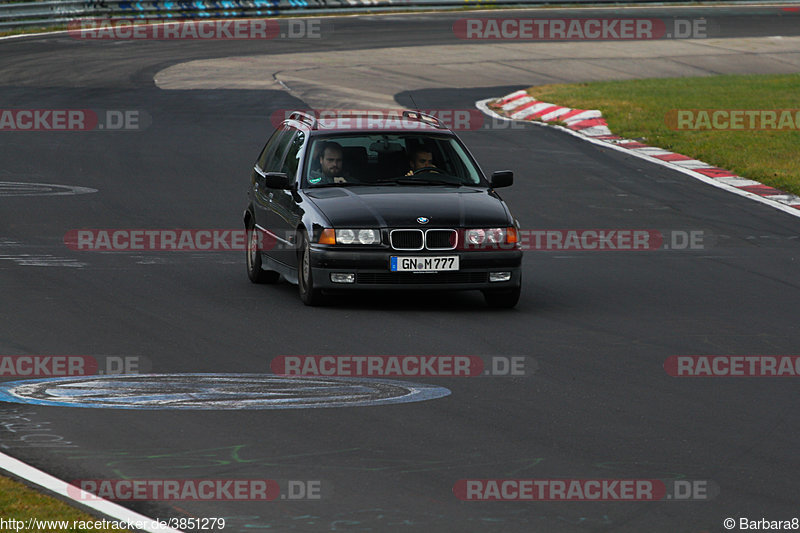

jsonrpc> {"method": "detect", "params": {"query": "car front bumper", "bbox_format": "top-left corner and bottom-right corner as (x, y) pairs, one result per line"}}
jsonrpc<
(309, 246), (522, 291)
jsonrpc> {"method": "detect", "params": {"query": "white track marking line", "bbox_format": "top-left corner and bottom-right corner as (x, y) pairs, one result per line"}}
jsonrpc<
(0, 451), (183, 533)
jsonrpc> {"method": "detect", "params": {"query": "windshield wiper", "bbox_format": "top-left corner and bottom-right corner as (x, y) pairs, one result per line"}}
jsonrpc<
(310, 181), (354, 188)
(375, 177), (462, 187)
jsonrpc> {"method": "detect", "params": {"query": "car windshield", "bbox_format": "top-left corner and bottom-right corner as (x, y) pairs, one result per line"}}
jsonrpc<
(303, 134), (484, 187)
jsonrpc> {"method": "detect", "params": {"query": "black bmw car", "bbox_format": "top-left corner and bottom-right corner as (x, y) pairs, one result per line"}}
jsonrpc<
(243, 110), (523, 307)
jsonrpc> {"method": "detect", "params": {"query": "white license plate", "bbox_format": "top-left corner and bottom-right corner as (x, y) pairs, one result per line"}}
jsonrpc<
(390, 256), (459, 272)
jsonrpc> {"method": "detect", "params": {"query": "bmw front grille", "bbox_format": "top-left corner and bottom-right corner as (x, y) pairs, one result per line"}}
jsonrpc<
(389, 229), (457, 251)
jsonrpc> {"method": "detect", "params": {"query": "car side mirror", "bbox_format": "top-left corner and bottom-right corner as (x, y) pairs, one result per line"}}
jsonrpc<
(264, 172), (293, 189)
(490, 170), (513, 188)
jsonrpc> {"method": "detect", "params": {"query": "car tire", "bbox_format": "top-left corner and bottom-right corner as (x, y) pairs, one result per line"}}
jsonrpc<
(246, 221), (280, 284)
(482, 284), (521, 308)
(298, 231), (324, 306)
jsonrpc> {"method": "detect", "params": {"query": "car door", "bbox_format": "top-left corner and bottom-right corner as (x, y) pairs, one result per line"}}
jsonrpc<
(268, 128), (306, 268)
(252, 125), (294, 262)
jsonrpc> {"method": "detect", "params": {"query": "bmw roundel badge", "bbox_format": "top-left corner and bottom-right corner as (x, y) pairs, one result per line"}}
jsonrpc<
(417, 217), (430, 225)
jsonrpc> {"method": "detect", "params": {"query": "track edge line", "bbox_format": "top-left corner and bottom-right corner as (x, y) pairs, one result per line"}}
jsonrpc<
(0, 450), (183, 533)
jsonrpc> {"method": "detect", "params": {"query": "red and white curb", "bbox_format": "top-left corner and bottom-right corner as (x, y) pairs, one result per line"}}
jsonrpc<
(0, 450), (182, 532)
(477, 90), (800, 220)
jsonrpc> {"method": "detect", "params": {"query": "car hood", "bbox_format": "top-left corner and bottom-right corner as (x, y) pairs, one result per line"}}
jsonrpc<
(304, 186), (512, 228)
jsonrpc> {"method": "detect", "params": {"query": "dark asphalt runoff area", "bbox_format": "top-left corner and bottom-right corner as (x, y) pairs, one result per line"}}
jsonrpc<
(1, 5), (800, 533)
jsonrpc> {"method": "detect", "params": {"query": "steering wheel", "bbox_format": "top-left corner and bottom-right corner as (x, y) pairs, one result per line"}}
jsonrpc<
(412, 166), (442, 175)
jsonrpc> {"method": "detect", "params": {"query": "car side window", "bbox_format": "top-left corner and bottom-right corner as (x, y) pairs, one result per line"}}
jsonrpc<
(256, 129), (283, 170)
(280, 130), (305, 178)
(256, 126), (294, 172)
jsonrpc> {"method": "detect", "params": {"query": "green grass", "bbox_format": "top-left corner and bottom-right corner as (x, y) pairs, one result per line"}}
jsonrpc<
(0, 25), (67, 37)
(0, 474), (130, 532)
(512, 74), (800, 196)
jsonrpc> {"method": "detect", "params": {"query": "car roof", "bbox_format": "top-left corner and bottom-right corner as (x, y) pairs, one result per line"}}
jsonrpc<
(284, 110), (454, 134)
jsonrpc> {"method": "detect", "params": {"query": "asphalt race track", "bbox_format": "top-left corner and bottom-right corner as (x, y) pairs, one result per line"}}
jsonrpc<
(2, 5), (800, 532)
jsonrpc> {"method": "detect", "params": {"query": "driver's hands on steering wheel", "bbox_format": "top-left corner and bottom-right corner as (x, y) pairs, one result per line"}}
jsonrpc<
(412, 166), (442, 175)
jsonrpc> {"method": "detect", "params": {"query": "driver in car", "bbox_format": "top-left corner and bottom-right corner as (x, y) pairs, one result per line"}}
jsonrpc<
(309, 141), (350, 185)
(406, 146), (437, 175)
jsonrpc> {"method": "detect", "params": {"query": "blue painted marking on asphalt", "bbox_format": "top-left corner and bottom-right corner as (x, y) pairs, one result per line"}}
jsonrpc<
(0, 374), (451, 410)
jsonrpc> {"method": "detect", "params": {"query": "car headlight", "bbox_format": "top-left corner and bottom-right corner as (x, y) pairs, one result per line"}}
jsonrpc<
(337, 229), (356, 244)
(357, 229), (380, 245)
(466, 229), (486, 245)
(486, 228), (506, 244)
(465, 228), (518, 247)
(334, 229), (380, 245)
